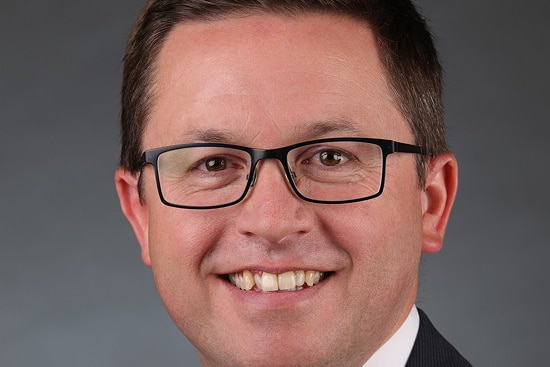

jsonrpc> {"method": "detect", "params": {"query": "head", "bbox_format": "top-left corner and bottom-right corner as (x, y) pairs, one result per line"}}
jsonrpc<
(116, 1), (458, 366)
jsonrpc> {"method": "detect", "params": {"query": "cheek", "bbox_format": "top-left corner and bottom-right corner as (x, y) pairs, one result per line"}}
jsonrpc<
(146, 206), (228, 328)
(321, 185), (424, 276)
(147, 206), (224, 271)
(146, 203), (222, 284)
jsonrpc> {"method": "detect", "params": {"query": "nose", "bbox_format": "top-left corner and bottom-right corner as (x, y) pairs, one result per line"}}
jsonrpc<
(235, 160), (315, 244)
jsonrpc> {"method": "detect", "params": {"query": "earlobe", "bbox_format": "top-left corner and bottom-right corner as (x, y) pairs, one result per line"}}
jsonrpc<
(421, 153), (459, 254)
(114, 168), (151, 266)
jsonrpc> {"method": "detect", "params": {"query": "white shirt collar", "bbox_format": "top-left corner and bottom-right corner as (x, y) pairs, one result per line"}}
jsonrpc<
(362, 305), (420, 367)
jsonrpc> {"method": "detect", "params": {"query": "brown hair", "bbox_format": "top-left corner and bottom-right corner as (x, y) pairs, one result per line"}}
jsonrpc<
(120, 0), (446, 185)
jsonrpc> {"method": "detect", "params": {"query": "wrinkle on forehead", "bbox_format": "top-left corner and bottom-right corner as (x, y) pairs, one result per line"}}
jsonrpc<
(178, 118), (366, 147)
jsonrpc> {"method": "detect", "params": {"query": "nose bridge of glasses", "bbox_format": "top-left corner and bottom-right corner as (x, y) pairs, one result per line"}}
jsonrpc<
(247, 147), (293, 188)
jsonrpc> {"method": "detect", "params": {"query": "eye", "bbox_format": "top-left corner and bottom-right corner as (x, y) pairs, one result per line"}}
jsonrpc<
(200, 157), (227, 172)
(303, 148), (350, 167)
(318, 150), (347, 166)
(193, 153), (248, 174)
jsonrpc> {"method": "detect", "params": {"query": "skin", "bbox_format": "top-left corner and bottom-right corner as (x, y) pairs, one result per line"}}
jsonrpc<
(116, 12), (458, 367)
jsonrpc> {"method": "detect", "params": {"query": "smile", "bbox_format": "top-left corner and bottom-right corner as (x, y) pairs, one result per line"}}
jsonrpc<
(227, 270), (328, 292)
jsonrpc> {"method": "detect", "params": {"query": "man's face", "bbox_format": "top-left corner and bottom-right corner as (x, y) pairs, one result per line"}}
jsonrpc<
(118, 13), (450, 367)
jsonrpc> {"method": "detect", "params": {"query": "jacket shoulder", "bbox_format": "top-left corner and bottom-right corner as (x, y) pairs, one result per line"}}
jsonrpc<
(405, 309), (473, 367)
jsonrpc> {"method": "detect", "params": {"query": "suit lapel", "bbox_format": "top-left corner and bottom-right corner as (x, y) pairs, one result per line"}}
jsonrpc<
(405, 308), (473, 367)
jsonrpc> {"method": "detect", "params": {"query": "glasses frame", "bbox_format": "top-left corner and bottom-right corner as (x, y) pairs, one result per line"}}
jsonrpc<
(140, 137), (425, 209)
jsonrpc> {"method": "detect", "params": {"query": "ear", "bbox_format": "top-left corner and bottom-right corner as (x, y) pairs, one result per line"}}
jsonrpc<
(421, 153), (459, 254)
(115, 167), (151, 266)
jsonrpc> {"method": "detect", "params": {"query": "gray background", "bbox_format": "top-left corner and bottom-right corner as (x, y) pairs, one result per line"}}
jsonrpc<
(1, 1), (548, 366)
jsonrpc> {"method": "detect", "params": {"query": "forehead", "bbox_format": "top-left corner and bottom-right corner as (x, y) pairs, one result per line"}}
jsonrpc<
(144, 12), (410, 149)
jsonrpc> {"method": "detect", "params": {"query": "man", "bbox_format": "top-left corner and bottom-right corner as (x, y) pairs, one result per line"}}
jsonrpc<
(115, 1), (471, 366)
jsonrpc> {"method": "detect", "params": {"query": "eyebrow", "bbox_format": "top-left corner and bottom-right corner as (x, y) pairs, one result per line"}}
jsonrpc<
(299, 119), (364, 138)
(185, 127), (239, 143)
(182, 118), (364, 144)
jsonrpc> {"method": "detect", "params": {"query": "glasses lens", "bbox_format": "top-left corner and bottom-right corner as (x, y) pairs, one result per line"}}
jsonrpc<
(157, 146), (251, 207)
(287, 141), (383, 202)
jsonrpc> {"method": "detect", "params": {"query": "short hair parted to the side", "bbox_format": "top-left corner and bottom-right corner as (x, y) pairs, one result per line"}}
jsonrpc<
(120, 0), (447, 185)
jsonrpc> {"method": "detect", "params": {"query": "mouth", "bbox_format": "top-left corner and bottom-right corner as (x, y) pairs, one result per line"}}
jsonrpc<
(224, 270), (332, 292)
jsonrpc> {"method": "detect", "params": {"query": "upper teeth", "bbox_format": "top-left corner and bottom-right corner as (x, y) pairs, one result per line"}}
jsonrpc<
(228, 270), (324, 292)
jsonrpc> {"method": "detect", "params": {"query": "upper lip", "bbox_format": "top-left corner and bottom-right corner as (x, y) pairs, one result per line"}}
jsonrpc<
(220, 265), (333, 275)
(209, 248), (344, 276)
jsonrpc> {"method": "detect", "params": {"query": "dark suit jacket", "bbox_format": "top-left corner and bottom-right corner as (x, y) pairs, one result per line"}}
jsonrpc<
(405, 309), (473, 367)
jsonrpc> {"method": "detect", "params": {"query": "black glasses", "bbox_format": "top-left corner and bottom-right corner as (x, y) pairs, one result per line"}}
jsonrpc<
(140, 137), (424, 209)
